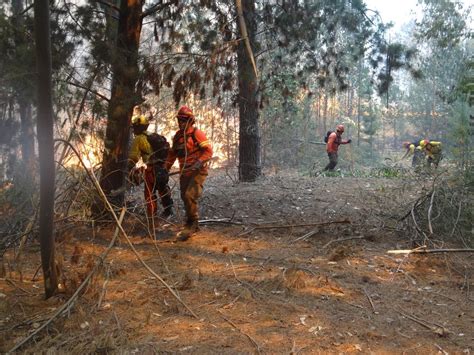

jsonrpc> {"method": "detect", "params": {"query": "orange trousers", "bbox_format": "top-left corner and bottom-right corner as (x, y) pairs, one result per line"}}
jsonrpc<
(143, 166), (173, 217)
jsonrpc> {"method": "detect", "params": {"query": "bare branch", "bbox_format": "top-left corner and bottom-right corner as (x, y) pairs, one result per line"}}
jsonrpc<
(235, 0), (259, 80)
(9, 208), (127, 353)
(142, 1), (172, 19)
(61, 79), (110, 102)
(427, 189), (436, 234)
(12, 3), (34, 17)
(92, 0), (120, 13)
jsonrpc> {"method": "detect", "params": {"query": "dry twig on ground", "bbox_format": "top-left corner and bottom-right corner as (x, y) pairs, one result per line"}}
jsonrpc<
(239, 220), (351, 238)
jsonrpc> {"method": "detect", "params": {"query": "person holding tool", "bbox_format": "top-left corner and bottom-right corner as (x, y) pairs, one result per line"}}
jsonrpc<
(401, 140), (424, 169)
(165, 106), (213, 241)
(323, 124), (352, 172)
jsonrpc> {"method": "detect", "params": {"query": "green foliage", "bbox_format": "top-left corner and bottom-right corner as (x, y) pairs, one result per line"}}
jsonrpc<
(0, 3), (77, 104)
(370, 165), (406, 178)
(447, 99), (472, 169)
(415, 0), (471, 48)
(263, 0), (406, 98)
(397, 2), (470, 143)
(0, 0), (466, 182)
(117, 0), (421, 108)
(0, 7), (35, 100)
(0, 2), (77, 179)
(348, 143), (381, 167)
(375, 43), (420, 96)
(361, 104), (380, 139)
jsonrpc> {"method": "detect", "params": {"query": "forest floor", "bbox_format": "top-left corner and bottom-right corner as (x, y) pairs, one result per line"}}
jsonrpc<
(0, 169), (472, 354)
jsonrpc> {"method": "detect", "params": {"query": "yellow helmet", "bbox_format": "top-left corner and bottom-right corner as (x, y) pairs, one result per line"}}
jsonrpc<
(132, 114), (149, 127)
(419, 139), (429, 148)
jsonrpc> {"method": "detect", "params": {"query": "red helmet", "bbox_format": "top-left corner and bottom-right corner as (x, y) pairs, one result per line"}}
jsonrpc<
(336, 124), (345, 133)
(177, 106), (194, 120)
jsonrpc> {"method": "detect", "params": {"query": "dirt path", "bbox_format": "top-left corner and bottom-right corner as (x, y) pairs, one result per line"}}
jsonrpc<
(1, 170), (472, 353)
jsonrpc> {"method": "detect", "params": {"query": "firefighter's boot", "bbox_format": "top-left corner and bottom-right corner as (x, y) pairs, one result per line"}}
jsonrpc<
(177, 220), (199, 241)
(160, 206), (174, 219)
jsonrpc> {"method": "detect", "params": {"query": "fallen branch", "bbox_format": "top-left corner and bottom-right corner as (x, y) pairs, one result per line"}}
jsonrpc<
(96, 265), (111, 310)
(396, 309), (450, 337)
(387, 248), (474, 255)
(5, 278), (34, 295)
(404, 288), (456, 302)
(9, 207), (126, 353)
(427, 189), (436, 234)
(199, 218), (243, 225)
(293, 230), (317, 242)
(449, 199), (463, 239)
(257, 220), (350, 230)
(363, 288), (377, 313)
(217, 309), (261, 354)
(322, 236), (365, 249)
(229, 257), (262, 295)
(238, 220), (350, 237)
(14, 213), (37, 266)
(397, 195), (427, 222)
(344, 301), (367, 310)
(411, 203), (429, 244)
(56, 139), (198, 319)
(434, 344), (448, 355)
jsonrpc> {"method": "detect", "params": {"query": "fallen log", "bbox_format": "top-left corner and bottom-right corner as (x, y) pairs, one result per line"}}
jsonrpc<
(387, 248), (474, 255)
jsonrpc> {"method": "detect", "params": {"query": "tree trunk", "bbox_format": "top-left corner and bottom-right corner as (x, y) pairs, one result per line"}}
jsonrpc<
(18, 100), (35, 168)
(225, 113), (231, 163)
(99, 0), (143, 201)
(12, 0), (36, 169)
(347, 86), (353, 118)
(393, 115), (397, 149)
(357, 57), (362, 146)
(236, 0), (261, 182)
(34, 0), (57, 299)
(315, 94), (320, 135)
(323, 93), (328, 133)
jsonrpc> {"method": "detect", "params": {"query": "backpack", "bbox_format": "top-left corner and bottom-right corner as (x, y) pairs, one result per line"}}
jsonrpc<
(324, 131), (334, 143)
(146, 133), (170, 164)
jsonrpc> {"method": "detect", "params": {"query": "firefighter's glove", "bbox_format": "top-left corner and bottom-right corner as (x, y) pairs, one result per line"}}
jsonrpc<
(347, 139), (352, 144)
(190, 160), (203, 171)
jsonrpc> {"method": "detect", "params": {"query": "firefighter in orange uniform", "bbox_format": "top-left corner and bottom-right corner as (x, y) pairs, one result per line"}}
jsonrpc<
(165, 106), (213, 240)
(323, 124), (351, 171)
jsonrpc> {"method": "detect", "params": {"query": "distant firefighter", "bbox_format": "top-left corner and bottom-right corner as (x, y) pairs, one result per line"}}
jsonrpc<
(421, 140), (443, 169)
(323, 124), (352, 172)
(401, 140), (424, 168)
